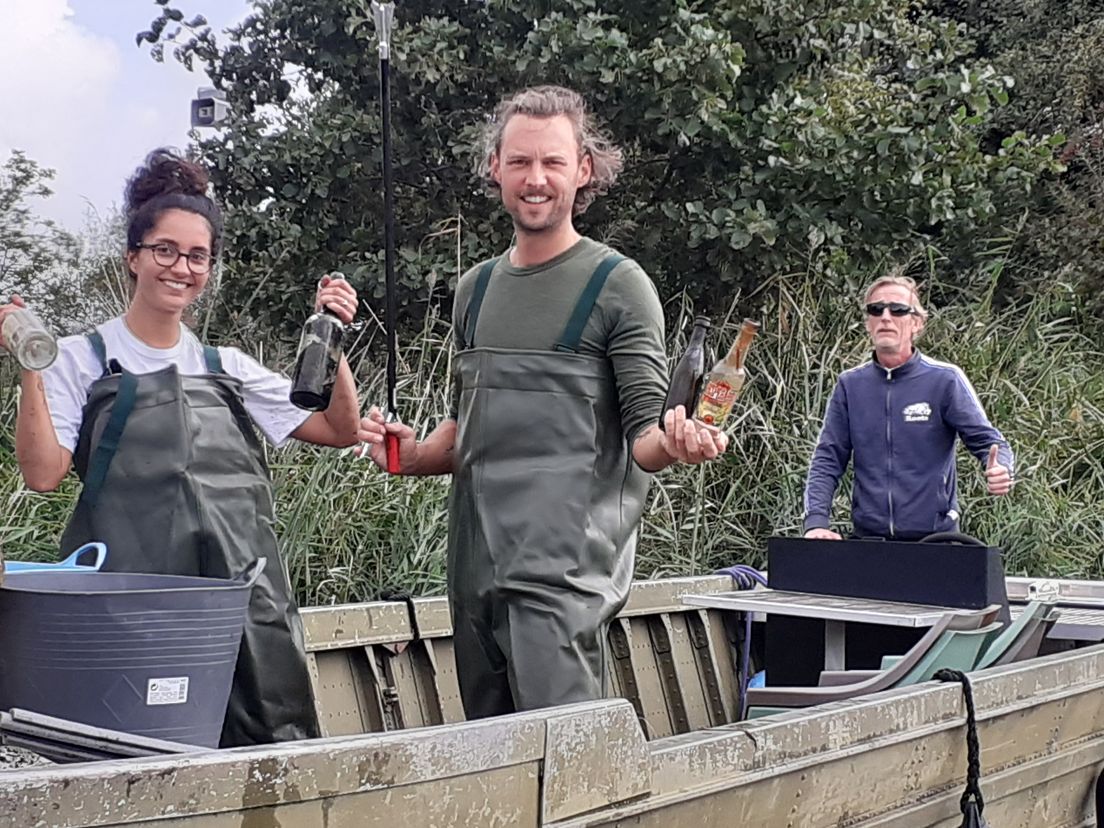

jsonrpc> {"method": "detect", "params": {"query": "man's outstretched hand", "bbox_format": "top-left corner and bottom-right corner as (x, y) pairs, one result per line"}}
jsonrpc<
(985, 444), (1012, 496)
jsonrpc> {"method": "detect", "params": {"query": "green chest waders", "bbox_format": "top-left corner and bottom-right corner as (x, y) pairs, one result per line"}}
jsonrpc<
(448, 255), (652, 718)
(59, 332), (320, 746)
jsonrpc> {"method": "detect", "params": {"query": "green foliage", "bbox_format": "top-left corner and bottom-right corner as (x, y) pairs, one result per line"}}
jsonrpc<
(0, 151), (79, 308)
(931, 0), (1104, 322)
(140, 0), (1058, 335)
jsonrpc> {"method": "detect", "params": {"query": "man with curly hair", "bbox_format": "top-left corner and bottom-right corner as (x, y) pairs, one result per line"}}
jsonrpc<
(360, 85), (727, 717)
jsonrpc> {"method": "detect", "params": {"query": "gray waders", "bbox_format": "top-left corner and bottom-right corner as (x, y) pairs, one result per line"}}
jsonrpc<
(449, 255), (651, 718)
(59, 332), (320, 746)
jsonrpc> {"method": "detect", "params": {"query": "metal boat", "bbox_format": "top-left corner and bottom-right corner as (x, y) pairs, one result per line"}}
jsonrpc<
(3, 570), (1104, 827)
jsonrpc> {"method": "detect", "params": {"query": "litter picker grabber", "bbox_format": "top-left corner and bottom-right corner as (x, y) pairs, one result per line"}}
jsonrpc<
(372, 0), (401, 474)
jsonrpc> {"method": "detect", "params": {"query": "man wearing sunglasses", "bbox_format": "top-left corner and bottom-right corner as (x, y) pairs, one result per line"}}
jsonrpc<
(803, 273), (1013, 541)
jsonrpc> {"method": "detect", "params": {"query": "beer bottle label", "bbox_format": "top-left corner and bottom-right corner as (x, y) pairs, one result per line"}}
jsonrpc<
(697, 379), (739, 425)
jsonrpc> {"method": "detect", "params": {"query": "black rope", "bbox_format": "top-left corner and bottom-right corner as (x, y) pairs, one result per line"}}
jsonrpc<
(935, 668), (989, 827)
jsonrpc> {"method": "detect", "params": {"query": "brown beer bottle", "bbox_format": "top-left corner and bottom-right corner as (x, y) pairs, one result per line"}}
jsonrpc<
(696, 318), (760, 427)
(659, 315), (711, 431)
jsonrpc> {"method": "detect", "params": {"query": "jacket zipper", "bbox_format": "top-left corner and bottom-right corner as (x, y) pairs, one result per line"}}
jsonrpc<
(885, 366), (894, 538)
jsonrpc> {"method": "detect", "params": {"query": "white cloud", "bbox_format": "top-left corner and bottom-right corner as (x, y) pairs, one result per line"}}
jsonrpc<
(0, 2), (120, 220)
(0, 0), (249, 232)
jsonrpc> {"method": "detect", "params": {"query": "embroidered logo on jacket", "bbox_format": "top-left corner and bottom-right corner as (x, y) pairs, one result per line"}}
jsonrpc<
(903, 402), (932, 423)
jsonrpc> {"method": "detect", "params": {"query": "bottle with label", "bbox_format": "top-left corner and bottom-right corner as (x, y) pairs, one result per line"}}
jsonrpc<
(289, 274), (346, 411)
(696, 318), (760, 428)
(1, 307), (58, 371)
(658, 315), (711, 431)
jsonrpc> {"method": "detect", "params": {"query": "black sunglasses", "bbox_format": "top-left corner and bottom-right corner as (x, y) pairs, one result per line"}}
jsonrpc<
(865, 301), (915, 317)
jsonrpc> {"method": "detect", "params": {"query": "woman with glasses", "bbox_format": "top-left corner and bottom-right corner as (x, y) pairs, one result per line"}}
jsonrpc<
(0, 148), (360, 746)
(802, 272), (1014, 542)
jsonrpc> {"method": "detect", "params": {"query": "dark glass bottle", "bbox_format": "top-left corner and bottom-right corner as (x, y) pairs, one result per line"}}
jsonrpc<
(289, 278), (346, 411)
(659, 315), (710, 431)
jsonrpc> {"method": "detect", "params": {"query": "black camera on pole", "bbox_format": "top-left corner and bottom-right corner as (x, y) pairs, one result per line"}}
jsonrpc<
(190, 87), (230, 128)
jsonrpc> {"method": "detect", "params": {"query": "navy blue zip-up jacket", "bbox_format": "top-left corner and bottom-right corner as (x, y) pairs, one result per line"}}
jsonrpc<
(803, 350), (1013, 540)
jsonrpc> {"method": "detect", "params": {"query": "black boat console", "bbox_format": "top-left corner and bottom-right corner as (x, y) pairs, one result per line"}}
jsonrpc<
(764, 536), (1010, 685)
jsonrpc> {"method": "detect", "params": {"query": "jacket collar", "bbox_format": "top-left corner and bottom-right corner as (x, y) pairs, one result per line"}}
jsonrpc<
(871, 348), (921, 380)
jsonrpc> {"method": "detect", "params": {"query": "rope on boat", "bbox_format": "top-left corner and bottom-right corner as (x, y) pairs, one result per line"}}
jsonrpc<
(935, 668), (990, 828)
(715, 564), (767, 719)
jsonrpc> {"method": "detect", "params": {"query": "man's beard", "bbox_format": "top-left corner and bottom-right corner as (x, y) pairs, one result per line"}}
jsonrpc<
(508, 196), (571, 235)
(513, 213), (560, 233)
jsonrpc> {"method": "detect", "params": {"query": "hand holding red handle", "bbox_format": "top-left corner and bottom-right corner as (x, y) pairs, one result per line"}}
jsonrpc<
(385, 412), (401, 474)
(386, 433), (401, 474)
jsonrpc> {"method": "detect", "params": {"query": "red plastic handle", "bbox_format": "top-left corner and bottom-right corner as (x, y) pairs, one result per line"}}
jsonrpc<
(385, 432), (401, 474)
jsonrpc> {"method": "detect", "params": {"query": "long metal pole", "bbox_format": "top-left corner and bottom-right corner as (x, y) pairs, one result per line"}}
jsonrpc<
(372, 1), (400, 473)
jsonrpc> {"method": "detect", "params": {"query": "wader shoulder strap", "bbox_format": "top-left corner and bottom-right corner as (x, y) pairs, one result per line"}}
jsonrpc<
(463, 257), (499, 350)
(81, 370), (139, 508)
(86, 330), (223, 375)
(85, 331), (110, 376)
(553, 253), (625, 353)
(203, 345), (224, 374)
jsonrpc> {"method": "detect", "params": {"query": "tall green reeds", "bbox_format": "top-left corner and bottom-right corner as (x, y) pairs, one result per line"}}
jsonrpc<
(1, 264), (1101, 605)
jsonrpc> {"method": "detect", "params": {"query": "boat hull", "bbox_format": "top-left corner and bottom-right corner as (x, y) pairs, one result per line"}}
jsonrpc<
(2, 575), (1103, 827)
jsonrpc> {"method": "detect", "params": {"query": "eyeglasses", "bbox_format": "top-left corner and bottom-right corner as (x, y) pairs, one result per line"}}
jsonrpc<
(134, 242), (212, 275)
(865, 301), (915, 317)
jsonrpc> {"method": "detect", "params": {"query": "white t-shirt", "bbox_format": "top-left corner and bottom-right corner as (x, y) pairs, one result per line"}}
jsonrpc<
(44, 317), (311, 453)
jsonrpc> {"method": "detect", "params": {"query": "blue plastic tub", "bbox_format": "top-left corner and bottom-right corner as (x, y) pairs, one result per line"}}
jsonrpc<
(0, 558), (265, 748)
(4, 542), (107, 573)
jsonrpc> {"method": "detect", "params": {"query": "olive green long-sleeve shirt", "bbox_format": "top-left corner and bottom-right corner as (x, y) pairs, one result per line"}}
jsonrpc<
(450, 237), (667, 444)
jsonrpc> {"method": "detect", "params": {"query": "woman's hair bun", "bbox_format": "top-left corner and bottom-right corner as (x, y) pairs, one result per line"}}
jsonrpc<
(124, 147), (210, 216)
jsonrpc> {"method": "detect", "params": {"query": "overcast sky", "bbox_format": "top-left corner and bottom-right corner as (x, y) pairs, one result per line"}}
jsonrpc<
(1, 0), (250, 233)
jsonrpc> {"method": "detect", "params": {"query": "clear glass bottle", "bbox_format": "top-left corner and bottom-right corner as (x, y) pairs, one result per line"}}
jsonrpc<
(1, 307), (58, 371)
(696, 318), (760, 428)
(659, 315), (711, 431)
(289, 275), (346, 411)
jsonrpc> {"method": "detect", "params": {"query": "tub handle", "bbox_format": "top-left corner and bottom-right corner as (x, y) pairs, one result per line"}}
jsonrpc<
(55, 542), (109, 571)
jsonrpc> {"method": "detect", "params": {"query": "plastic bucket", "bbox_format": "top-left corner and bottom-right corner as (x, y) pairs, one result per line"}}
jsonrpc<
(0, 558), (265, 748)
(4, 542), (108, 573)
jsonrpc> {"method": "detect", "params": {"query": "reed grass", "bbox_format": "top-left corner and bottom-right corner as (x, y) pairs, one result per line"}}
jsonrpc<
(1, 262), (1101, 606)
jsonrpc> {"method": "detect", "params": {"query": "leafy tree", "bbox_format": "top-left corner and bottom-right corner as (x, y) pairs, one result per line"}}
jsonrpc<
(0, 151), (129, 335)
(0, 151), (79, 307)
(141, 0), (1059, 336)
(932, 0), (1104, 323)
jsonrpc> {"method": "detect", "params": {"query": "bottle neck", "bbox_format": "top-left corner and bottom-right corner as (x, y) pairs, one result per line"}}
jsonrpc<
(688, 321), (710, 347)
(723, 323), (759, 369)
